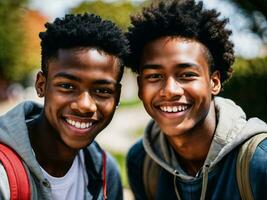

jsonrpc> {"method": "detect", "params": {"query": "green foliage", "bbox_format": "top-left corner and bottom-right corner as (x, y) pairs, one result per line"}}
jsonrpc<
(71, 0), (145, 30)
(120, 98), (141, 107)
(220, 56), (267, 122)
(0, 0), (29, 83)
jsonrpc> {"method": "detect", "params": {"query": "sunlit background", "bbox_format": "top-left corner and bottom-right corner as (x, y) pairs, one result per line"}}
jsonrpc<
(1, 0), (267, 199)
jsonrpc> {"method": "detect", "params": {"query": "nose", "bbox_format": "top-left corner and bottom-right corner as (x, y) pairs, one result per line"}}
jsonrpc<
(160, 77), (183, 98)
(70, 91), (97, 114)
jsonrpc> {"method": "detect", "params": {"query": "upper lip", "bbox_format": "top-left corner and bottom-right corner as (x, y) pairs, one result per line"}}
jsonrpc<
(155, 101), (191, 107)
(63, 115), (97, 123)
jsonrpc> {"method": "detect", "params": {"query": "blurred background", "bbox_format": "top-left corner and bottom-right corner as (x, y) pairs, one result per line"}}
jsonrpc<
(1, 0), (267, 199)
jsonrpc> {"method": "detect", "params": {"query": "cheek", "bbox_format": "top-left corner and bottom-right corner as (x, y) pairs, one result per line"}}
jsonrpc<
(185, 81), (211, 98)
(98, 99), (116, 116)
(139, 83), (156, 101)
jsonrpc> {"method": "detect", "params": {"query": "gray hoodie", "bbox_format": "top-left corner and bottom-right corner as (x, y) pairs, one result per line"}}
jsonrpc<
(142, 97), (267, 199)
(0, 101), (123, 200)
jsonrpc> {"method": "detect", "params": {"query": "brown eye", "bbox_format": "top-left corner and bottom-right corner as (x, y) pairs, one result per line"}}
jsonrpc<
(145, 74), (163, 80)
(180, 72), (198, 78)
(59, 83), (75, 90)
(93, 88), (114, 98)
(95, 88), (112, 94)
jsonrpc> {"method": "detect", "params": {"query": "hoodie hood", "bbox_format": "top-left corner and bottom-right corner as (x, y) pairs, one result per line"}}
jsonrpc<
(0, 101), (107, 199)
(143, 97), (267, 180)
(0, 101), (45, 181)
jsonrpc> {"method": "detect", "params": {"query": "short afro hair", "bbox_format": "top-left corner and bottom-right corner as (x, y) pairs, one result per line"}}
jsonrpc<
(126, 0), (235, 83)
(39, 13), (129, 81)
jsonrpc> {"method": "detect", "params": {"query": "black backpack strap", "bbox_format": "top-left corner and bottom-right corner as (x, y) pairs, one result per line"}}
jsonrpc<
(83, 146), (104, 200)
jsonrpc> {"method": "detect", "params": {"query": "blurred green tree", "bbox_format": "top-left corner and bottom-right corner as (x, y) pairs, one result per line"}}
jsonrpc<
(71, 0), (147, 30)
(215, 0), (267, 121)
(0, 0), (29, 82)
(221, 57), (267, 121)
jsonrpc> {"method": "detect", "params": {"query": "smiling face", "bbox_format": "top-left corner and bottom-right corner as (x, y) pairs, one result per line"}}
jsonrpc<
(138, 37), (221, 137)
(36, 48), (121, 150)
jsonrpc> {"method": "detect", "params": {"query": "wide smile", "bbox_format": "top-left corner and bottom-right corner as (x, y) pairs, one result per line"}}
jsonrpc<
(159, 104), (189, 113)
(155, 102), (192, 119)
(62, 116), (97, 136)
(65, 118), (93, 129)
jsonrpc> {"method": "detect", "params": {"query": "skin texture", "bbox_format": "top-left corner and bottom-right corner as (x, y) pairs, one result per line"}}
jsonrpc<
(138, 37), (221, 175)
(28, 48), (121, 177)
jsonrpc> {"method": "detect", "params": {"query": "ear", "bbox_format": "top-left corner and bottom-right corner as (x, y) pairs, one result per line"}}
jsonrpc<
(137, 75), (143, 100)
(210, 71), (221, 95)
(35, 71), (46, 98)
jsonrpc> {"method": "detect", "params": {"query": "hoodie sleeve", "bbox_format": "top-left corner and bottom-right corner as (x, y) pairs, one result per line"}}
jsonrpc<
(126, 139), (148, 200)
(249, 139), (267, 199)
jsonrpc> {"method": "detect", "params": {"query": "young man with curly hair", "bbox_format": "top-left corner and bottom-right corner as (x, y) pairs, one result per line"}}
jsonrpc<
(0, 13), (128, 199)
(126, 0), (267, 199)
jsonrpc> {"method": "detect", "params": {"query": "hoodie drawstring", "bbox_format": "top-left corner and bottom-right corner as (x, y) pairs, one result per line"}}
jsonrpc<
(200, 164), (209, 200)
(173, 170), (182, 200)
(173, 165), (210, 200)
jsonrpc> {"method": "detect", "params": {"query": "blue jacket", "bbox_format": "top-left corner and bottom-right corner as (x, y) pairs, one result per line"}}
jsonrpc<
(127, 97), (267, 200)
(0, 101), (123, 200)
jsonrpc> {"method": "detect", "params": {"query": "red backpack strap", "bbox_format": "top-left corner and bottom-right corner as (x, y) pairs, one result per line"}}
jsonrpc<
(101, 150), (107, 200)
(0, 143), (31, 200)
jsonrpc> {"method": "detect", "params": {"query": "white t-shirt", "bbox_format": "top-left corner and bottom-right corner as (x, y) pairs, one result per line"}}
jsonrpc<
(41, 151), (88, 200)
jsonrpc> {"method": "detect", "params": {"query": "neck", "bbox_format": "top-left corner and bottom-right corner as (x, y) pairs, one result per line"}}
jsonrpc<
(27, 113), (78, 177)
(166, 102), (217, 176)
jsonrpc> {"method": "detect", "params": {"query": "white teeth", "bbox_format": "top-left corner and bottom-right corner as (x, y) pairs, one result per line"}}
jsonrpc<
(160, 105), (188, 113)
(66, 119), (92, 129)
(81, 123), (86, 129)
(75, 122), (81, 128)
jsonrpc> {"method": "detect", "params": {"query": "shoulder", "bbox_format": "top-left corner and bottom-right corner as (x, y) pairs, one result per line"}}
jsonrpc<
(248, 138), (267, 198)
(104, 151), (123, 200)
(90, 142), (123, 200)
(127, 139), (147, 171)
(85, 141), (119, 173)
(126, 139), (146, 180)
(83, 142), (123, 200)
(126, 139), (149, 200)
(256, 137), (267, 151)
(250, 138), (267, 168)
(127, 139), (146, 163)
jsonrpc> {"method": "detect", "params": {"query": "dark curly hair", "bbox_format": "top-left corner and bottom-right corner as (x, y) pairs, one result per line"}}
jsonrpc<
(39, 13), (129, 81)
(126, 0), (235, 83)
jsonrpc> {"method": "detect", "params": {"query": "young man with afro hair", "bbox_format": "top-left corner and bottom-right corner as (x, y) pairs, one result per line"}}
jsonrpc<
(126, 0), (267, 199)
(0, 13), (128, 200)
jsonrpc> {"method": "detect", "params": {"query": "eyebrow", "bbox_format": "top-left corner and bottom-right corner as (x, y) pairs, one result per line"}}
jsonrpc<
(141, 62), (199, 71)
(53, 72), (117, 85)
(54, 72), (81, 82)
(93, 79), (117, 85)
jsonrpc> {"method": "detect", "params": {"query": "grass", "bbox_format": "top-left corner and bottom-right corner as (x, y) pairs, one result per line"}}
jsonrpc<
(120, 98), (142, 108)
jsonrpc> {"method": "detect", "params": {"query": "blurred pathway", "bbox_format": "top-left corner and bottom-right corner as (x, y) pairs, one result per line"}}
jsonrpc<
(96, 104), (151, 153)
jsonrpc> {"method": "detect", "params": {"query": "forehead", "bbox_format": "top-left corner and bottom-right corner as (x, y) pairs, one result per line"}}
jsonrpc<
(47, 48), (120, 81)
(140, 36), (209, 70)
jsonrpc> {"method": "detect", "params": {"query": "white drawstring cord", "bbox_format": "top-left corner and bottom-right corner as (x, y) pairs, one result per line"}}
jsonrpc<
(200, 164), (210, 200)
(173, 164), (210, 200)
(173, 170), (182, 200)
